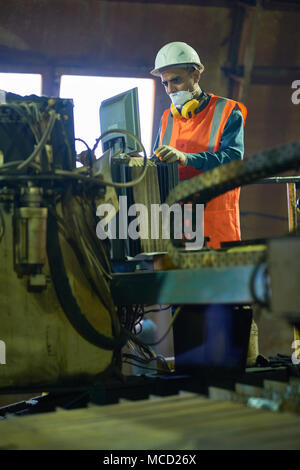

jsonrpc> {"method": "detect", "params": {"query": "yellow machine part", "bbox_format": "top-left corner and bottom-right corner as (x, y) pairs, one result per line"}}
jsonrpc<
(0, 199), (116, 389)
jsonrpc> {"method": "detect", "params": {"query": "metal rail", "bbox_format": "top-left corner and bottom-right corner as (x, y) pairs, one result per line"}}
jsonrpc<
(111, 264), (266, 305)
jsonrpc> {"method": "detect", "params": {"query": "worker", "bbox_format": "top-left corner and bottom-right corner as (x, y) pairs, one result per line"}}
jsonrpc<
(151, 41), (247, 249)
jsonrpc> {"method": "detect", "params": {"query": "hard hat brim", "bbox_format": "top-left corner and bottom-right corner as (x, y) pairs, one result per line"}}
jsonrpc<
(150, 63), (202, 77)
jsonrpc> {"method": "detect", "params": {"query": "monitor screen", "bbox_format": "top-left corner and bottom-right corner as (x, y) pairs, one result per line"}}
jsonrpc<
(99, 87), (141, 155)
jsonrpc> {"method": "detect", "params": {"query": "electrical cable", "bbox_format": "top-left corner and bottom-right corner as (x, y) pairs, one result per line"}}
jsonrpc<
(144, 306), (182, 346)
(58, 118), (74, 170)
(47, 206), (128, 351)
(1, 102), (41, 143)
(0, 173), (104, 185)
(55, 168), (151, 189)
(0, 160), (41, 174)
(77, 195), (112, 275)
(0, 103), (42, 174)
(122, 352), (172, 373)
(60, 190), (118, 326)
(17, 110), (57, 171)
(123, 352), (153, 365)
(22, 102), (42, 142)
(144, 305), (171, 314)
(75, 138), (91, 152)
(0, 166), (145, 190)
(0, 161), (25, 173)
(121, 306), (182, 364)
(0, 104), (73, 174)
(75, 138), (93, 169)
(91, 128), (149, 188)
(126, 334), (157, 362)
(71, 195), (113, 281)
(0, 161), (42, 174)
(122, 360), (159, 373)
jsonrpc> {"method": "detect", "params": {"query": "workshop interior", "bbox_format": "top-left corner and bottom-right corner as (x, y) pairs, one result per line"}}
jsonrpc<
(0, 0), (300, 451)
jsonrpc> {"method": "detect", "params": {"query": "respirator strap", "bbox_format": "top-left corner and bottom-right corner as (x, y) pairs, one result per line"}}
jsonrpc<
(171, 91), (208, 119)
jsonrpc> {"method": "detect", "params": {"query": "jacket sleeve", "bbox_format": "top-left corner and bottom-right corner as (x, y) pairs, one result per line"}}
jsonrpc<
(152, 115), (162, 155)
(185, 107), (244, 171)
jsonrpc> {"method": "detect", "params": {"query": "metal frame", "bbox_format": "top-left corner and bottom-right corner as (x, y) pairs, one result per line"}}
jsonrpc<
(111, 264), (265, 305)
(109, 0), (300, 10)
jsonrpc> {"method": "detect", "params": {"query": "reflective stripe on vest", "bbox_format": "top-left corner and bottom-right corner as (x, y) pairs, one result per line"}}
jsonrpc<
(207, 97), (228, 152)
(162, 111), (173, 145)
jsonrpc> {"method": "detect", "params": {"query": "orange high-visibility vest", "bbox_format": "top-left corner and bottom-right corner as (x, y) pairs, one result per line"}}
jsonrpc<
(158, 93), (247, 249)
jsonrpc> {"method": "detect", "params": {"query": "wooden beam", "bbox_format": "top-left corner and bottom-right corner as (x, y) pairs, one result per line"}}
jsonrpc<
(106, 0), (239, 7)
(223, 66), (300, 86)
(225, 0), (263, 104)
(238, 0), (263, 103)
(262, 0), (300, 11)
(41, 66), (61, 97)
(226, 4), (246, 99)
(107, 0), (300, 11)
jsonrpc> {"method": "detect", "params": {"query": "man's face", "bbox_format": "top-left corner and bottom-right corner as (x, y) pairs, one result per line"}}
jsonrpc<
(160, 67), (200, 96)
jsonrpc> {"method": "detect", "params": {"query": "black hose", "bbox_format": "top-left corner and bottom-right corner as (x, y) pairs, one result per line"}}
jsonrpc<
(46, 207), (128, 351)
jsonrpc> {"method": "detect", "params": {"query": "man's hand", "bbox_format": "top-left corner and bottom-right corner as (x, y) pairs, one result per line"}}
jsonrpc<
(155, 145), (188, 165)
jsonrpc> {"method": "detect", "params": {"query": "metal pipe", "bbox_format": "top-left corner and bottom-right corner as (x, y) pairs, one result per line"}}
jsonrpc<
(285, 182), (300, 342)
(251, 176), (300, 184)
(287, 182), (298, 234)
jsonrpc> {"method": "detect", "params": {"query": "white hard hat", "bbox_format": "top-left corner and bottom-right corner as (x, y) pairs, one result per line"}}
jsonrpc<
(151, 42), (204, 76)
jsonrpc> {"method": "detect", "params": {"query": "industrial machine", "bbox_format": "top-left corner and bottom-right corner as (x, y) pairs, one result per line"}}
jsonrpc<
(0, 92), (126, 389)
(0, 89), (300, 401)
